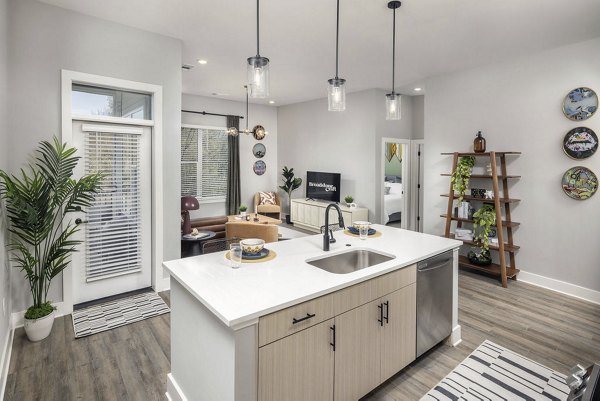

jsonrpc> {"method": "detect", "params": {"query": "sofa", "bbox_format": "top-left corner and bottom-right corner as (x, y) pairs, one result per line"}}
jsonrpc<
(190, 216), (228, 239)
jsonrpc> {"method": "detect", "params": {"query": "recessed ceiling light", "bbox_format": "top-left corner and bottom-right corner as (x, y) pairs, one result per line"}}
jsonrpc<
(268, 100), (275, 104)
(414, 87), (422, 92)
(197, 59), (208, 65)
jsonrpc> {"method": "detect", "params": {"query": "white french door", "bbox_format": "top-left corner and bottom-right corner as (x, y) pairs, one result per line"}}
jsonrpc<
(71, 121), (152, 304)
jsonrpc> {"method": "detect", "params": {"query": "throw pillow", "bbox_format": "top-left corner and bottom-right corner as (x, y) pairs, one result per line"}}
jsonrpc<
(259, 191), (277, 205)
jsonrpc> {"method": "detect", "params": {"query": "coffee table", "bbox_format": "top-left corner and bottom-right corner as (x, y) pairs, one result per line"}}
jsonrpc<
(181, 230), (216, 257)
(227, 214), (282, 225)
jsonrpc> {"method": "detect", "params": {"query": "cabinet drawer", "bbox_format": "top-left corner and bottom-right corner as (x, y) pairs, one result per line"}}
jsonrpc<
(333, 264), (416, 316)
(259, 293), (335, 347)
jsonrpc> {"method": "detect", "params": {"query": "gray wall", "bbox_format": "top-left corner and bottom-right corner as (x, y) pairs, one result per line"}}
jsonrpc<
(181, 94), (278, 217)
(277, 89), (415, 223)
(7, 0), (182, 312)
(0, 0), (11, 378)
(423, 37), (600, 293)
(412, 95), (425, 140)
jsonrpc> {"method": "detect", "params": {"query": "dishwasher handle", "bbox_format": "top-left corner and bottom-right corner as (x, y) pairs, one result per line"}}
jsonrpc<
(417, 257), (452, 272)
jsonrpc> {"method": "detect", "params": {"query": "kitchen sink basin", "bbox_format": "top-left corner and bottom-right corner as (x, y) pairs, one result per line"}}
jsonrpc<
(306, 249), (395, 274)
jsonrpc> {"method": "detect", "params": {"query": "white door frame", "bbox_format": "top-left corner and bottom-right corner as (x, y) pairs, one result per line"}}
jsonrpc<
(61, 70), (165, 314)
(380, 138), (411, 227)
(410, 140), (424, 232)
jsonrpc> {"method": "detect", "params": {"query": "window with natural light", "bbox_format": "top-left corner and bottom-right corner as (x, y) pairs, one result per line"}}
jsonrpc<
(72, 84), (152, 120)
(181, 126), (228, 200)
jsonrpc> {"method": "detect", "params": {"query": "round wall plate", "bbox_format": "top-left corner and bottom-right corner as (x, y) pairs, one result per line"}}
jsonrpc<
(253, 143), (266, 159)
(563, 87), (598, 121)
(253, 160), (266, 176)
(561, 166), (598, 200)
(563, 127), (598, 160)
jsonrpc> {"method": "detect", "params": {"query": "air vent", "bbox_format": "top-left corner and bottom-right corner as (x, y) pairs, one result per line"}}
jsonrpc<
(182, 64), (194, 70)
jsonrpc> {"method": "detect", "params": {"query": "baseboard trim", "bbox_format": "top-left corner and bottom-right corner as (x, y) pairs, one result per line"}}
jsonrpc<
(0, 327), (14, 401)
(11, 301), (67, 329)
(519, 270), (600, 305)
(156, 276), (170, 293)
(166, 373), (188, 401)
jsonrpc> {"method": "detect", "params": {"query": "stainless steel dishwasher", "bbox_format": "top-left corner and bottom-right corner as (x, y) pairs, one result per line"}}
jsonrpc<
(416, 250), (453, 357)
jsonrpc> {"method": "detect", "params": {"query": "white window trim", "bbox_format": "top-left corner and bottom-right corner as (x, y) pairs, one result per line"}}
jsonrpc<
(61, 70), (166, 314)
(181, 124), (228, 203)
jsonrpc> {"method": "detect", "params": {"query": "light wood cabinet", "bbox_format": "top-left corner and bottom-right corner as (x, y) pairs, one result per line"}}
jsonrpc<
(290, 199), (368, 233)
(258, 319), (335, 401)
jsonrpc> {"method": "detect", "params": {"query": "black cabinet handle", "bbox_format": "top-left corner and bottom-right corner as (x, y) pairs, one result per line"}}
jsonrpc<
(377, 303), (384, 326)
(292, 313), (316, 325)
(384, 301), (389, 324)
(330, 325), (336, 352)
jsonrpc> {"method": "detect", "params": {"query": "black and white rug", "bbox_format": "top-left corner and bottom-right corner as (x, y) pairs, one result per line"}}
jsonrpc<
(72, 292), (170, 338)
(421, 340), (570, 401)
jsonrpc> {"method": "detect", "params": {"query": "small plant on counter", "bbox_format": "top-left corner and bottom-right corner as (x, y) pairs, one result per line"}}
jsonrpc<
(451, 156), (475, 202)
(344, 195), (354, 204)
(472, 204), (496, 252)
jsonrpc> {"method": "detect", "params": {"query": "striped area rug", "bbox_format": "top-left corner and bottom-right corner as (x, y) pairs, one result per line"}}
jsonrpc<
(72, 292), (170, 338)
(421, 340), (570, 401)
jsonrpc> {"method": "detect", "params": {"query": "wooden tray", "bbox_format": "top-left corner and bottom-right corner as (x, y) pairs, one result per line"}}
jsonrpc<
(225, 249), (278, 264)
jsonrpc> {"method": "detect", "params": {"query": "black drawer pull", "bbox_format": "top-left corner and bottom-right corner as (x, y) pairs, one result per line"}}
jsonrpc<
(384, 301), (389, 324)
(292, 313), (316, 324)
(377, 303), (384, 326)
(330, 325), (336, 352)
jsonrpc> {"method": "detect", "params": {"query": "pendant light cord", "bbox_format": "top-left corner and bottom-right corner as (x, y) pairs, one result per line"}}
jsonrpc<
(392, 5), (396, 94)
(256, 0), (260, 56)
(245, 85), (249, 131)
(335, 0), (340, 79)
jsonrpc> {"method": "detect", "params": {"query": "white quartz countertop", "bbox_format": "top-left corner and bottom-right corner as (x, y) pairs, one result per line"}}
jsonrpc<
(163, 225), (462, 329)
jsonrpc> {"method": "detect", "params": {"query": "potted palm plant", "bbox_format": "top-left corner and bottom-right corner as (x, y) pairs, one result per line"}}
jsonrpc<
(0, 138), (102, 341)
(279, 166), (302, 224)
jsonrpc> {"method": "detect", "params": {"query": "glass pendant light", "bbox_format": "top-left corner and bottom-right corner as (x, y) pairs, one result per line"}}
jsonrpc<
(386, 1), (402, 120)
(247, 0), (269, 98)
(328, 0), (346, 111)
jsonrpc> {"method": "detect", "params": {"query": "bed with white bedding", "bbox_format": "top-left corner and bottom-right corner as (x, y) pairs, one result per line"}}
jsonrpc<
(384, 182), (403, 224)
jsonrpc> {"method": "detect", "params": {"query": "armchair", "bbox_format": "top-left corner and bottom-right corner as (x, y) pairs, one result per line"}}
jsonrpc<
(254, 192), (282, 220)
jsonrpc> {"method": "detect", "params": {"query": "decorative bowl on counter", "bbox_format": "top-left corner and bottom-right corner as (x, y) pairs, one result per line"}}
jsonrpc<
(353, 221), (371, 229)
(240, 238), (265, 255)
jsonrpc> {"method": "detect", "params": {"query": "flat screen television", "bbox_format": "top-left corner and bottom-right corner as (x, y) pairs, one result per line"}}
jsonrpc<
(306, 171), (341, 203)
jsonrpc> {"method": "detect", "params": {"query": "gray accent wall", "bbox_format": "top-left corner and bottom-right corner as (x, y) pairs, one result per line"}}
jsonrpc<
(277, 89), (415, 223)
(423, 37), (600, 293)
(7, 0), (183, 312)
(181, 94), (278, 218)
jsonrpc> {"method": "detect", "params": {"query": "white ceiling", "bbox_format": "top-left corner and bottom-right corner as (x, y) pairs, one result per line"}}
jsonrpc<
(40, 0), (600, 105)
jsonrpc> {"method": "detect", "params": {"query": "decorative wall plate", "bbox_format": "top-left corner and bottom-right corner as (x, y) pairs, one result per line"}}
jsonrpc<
(253, 143), (266, 158)
(563, 127), (598, 159)
(563, 87), (598, 121)
(561, 166), (598, 200)
(253, 160), (266, 176)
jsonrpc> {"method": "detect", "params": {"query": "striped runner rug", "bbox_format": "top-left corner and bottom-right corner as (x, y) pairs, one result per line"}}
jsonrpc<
(421, 340), (570, 401)
(72, 292), (170, 338)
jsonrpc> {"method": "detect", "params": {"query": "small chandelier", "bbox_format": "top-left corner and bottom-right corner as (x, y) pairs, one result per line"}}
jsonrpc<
(247, 0), (269, 98)
(228, 86), (268, 137)
(385, 1), (402, 120)
(328, 0), (346, 112)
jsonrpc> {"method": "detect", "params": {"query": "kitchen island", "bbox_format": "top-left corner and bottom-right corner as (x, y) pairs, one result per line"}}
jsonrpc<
(163, 225), (462, 401)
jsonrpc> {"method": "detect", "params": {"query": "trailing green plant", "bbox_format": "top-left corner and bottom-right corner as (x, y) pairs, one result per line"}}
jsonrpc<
(239, 204), (248, 212)
(278, 166), (302, 215)
(472, 204), (496, 252)
(451, 156), (475, 202)
(0, 138), (103, 320)
(344, 195), (354, 204)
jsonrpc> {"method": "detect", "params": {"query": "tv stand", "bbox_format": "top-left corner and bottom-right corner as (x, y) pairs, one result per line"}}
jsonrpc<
(305, 198), (316, 202)
(290, 199), (368, 233)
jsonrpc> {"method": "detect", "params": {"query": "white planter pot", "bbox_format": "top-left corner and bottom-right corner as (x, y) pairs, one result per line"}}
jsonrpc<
(24, 310), (56, 342)
(240, 211), (247, 217)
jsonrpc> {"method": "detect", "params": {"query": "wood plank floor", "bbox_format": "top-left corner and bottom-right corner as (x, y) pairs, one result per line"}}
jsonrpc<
(4, 271), (599, 401)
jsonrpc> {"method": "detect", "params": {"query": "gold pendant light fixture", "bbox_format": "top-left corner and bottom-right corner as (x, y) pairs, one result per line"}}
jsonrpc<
(327, 0), (346, 111)
(227, 86), (268, 137)
(385, 1), (402, 120)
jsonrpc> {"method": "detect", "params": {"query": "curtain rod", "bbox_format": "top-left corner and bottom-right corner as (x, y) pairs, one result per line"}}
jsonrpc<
(181, 110), (244, 119)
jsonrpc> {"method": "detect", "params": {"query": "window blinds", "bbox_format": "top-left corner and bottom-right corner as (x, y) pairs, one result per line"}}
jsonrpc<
(84, 131), (142, 281)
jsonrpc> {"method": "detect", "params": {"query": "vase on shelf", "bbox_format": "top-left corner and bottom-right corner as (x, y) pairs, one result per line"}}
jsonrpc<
(473, 131), (486, 153)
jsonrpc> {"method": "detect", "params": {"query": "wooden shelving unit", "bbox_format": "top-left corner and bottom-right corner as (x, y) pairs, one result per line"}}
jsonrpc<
(442, 151), (521, 287)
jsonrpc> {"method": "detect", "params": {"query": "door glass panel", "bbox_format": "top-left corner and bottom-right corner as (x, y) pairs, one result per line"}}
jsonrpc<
(72, 84), (152, 120)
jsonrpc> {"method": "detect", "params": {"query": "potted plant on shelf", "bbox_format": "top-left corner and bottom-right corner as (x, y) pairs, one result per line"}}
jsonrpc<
(0, 138), (103, 341)
(239, 204), (248, 217)
(344, 195), (354, 207)
(451, 156), (475, 202)
(279, 166), (302, 224)
(468, 204), (496, 266)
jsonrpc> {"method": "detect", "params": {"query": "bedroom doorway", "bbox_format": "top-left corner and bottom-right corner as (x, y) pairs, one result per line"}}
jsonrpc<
(381, 138), (410, 228)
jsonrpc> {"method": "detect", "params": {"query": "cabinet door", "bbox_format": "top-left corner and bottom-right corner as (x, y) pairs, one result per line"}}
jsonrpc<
(380, 284), (417, 382)
(334, 299), (381, 401)
(258, 319), (334, 401)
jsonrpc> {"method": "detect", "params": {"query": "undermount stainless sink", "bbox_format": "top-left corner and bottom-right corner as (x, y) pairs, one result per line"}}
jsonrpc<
(306, 249), (395, 274)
